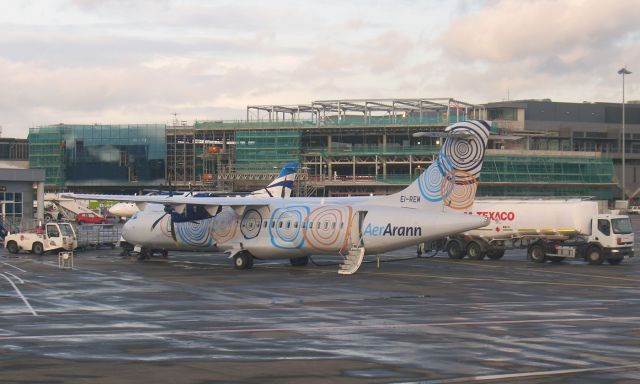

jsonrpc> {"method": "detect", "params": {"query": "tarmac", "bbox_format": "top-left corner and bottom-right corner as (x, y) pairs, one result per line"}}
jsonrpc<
(1, 219), (640, 383)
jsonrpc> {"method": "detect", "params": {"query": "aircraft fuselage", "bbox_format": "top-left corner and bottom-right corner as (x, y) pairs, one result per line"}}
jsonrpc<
(122, 200), (487, 259)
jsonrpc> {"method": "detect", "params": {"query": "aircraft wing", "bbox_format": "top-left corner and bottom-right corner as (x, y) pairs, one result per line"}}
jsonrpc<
(62, 193), (275, 215)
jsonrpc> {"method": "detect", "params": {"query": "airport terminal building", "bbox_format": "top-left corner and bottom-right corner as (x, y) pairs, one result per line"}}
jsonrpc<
(26, 98), (640, 201)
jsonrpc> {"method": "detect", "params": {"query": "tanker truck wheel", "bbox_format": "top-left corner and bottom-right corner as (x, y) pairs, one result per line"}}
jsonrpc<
(466, 241), (485, 260)
(446, 240), (466, 259)
(586, 246), (604, 265)
(486, 249), (505, 260)
(529, 244), (546, 263)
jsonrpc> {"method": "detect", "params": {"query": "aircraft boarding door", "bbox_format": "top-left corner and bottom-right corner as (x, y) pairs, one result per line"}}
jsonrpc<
(349, 210), (368, 247)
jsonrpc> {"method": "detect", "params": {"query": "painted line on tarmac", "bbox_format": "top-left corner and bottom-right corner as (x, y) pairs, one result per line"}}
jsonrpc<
(428, 363), (640, 383)
(5, 272), (23, 284)
(355, 270), (640, 290)
(427, 258), (640, 283)
(0, 273), (38, 316)
(260, 264), (640, 289)
(1, 315), (639, 341)
(0, 261), (27, 273)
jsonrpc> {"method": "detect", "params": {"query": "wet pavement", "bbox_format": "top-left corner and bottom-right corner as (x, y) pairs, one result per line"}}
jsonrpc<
(1, 231), (640, 382)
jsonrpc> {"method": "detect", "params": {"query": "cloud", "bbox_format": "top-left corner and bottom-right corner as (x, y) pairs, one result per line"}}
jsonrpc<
(1, 0), (638, 138)
(441, 0), (640, 63)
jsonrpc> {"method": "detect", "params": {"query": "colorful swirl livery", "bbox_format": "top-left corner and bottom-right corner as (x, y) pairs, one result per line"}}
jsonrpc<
(414, 120), (490, 210)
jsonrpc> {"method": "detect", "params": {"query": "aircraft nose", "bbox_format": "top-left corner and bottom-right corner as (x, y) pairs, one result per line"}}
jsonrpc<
(121, 218), (137, 242)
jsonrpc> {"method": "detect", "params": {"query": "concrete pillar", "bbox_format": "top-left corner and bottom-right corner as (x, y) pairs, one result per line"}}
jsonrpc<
(352, 156), (356, 180)
(409, 155), (413, 179)
(36, 182), (44, 224)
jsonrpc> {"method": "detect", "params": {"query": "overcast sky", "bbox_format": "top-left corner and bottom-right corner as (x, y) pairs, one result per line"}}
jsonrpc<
(1, 0), (639, 138)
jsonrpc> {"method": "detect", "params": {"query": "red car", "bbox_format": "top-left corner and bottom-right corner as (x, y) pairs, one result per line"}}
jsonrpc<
(76, 212), (109, 225)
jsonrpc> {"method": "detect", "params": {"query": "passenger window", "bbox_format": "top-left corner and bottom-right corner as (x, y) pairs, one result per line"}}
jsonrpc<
(340, 222), (344, 229)
(302, 221), (306, 229)
(286, 221), (291, 229)
(279, 221), (283, 228)
(263, 220), (267, 228)
(597, 219), (611, 236)
(271, 221), (275, 228)
(324, 222), (328, 229)
(332, 222), (336, 229)
(294, 221), (298, 228)
(317, 222), (321, 229)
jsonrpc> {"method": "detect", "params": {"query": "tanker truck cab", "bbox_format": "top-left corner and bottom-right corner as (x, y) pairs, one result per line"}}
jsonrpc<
(586, 214), (634, 263)
(532, 214), (634, 265)
(5, 222), (78, 255)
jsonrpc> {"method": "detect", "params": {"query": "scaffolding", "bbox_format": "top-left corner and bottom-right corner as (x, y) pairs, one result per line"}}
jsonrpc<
(235, 130), (301, 172)
(247, 98), (484, 127)
(28, 125), (67, 188)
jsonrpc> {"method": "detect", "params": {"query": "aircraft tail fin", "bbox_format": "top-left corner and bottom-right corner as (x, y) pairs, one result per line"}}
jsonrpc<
(250, 162), (299, 198)
(375, 120), (491, 210)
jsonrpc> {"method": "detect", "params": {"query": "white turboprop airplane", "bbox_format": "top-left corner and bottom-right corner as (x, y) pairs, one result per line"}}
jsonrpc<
(117, 162), (300, 258)
(66, 120), (491, 274)
(108, 162), (299, 219)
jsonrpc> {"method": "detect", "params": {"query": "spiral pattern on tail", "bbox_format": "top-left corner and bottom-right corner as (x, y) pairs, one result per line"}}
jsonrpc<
(417, 120), (490, 209)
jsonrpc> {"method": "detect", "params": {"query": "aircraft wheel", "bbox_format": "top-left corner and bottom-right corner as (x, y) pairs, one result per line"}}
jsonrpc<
(234, 252), (254, 270)
(137, 248), (151, 261)
(6, 241), (19, 254)
(486, 249), (505, 260)
(290, 256), (309, 266)
(32, 242), (44, 255)
(548, 256), (565, 263)
(586, 246), (604, 265)
(608, 257), (623, 265)
(529, 244), (546, 263)
(446, 240), (466, 259)
(466, 241), (485, 260)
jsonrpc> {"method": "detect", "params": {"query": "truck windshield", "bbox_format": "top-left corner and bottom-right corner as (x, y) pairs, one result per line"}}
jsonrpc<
(59, 224), (75, 236)
(612, 218), (633, 234)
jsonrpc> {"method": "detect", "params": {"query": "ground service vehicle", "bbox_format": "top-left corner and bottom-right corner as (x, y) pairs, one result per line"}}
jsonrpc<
(5, 223), (78, 255)
(435, 199), (634, 265)
(76, 212), (109, 225)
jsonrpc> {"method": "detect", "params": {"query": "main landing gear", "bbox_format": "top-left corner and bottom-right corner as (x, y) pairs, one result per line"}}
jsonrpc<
(233, 251), (254, 270)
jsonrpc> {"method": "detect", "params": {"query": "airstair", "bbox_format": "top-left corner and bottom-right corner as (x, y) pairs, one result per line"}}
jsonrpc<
(338, 210), (368, 275)
(338, 245), (365, 275)
(45, 193), (94, 220)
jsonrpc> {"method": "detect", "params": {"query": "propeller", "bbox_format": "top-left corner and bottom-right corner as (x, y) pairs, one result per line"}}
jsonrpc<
(150, 204), (223, 243)
(151, 204), (178, 242)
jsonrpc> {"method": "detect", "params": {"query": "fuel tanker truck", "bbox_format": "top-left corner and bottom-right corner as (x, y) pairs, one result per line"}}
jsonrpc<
(434, 199), (634, 265)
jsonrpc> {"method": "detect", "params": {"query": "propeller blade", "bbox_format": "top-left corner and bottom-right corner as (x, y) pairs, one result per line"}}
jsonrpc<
(151, 213), (167, 230)
(170, 219), (177, 242)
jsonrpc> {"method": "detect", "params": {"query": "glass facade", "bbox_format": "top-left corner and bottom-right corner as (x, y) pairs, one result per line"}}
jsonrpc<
(30, 124), (166, 188)
(1, 192), (23, 217)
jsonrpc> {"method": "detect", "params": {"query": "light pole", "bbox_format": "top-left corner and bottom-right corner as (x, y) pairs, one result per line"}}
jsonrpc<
(618, 67), (632, 200)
